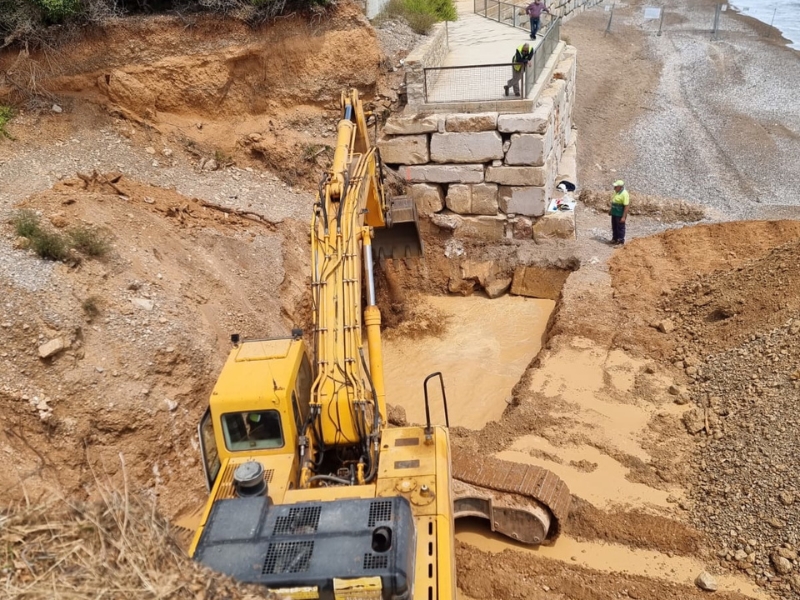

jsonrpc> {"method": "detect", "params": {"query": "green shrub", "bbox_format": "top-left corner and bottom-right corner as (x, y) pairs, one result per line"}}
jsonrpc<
(35, 0), (81, 22)
(424, 0), (456, 21)
(68, 225), (110, 257)
(0, 106), (14, 140)
(30, 229), (69, 261)
(13, 209), (42, 238)
(380, 0), (455, 34)
(406, 11), (437, 34)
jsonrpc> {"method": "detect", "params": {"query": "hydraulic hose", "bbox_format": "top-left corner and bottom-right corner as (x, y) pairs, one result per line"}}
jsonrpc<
(308, 474), (351, 486)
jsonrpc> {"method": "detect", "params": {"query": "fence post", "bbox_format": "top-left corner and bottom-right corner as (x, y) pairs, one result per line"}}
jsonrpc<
(498, 0), (501, 22)
(605, 3), (615, 35)
(657, 8), (665, 36)
(484, 0), (487, 16)
(711, 3), (721, 40)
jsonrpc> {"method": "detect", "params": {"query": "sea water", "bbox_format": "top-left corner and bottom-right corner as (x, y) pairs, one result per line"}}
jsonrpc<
(729, 0), (800, 49)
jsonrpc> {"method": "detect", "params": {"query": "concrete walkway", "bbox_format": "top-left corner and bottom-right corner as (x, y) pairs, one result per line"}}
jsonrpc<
(443, 0), (549, 67)
(427, 0), (555, 102)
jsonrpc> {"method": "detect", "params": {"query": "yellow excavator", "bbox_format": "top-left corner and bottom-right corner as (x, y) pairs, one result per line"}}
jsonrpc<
(188, 90), (570, 600)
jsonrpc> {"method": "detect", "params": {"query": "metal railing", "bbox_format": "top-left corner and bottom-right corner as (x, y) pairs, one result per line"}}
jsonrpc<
(423, 63), (528, 103)
(422, 16), (560, 103)
(525, 14), (560, 96)
(474, 0), (604, 28)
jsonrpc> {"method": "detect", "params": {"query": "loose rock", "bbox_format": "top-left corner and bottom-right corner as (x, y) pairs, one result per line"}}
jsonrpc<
(695, 571), (717, 591)
(38, 338), (66, 359)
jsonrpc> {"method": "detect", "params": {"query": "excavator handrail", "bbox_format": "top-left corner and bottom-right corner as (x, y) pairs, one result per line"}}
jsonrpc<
(423, 371), (450, 435)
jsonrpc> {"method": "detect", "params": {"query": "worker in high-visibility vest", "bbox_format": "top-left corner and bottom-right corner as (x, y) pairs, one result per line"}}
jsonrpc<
(503, 43), (533, 98)
(610, 180), (630, 245)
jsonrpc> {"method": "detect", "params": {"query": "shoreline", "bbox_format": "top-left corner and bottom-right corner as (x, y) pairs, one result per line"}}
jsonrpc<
(567, 0), (800, 219)
(726, 4), (800, 54)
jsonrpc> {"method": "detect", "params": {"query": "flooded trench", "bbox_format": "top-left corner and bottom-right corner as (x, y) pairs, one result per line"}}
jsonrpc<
(382, 294), (555, 429)
(379, 289), (764, 599)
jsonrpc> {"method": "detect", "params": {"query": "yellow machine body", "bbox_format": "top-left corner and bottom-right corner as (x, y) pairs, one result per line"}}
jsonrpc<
(189, 91), (454, 600)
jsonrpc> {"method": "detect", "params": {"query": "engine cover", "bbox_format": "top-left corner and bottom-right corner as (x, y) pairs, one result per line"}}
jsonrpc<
(194, 496), (416, 600)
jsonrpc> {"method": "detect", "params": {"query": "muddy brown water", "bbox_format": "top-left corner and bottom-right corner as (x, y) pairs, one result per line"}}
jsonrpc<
(382, 295), (555, 429)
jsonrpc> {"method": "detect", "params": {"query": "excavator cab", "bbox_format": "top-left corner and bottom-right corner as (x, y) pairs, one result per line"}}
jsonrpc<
(373, 195), (423, 261)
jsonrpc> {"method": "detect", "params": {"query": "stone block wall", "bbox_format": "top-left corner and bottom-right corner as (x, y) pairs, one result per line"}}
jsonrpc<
(403, 23), (449, 109)
(380, 46), (578, 241)
(544, 0), (604, 21)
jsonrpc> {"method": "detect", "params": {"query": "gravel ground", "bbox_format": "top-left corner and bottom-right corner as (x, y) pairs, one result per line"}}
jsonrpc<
(0, 115), (314, 224)
(657, 240), (800, 596)
(374, 18), (424, 63)
(618, 0), (800, 219)
(688, 320), (800, 596)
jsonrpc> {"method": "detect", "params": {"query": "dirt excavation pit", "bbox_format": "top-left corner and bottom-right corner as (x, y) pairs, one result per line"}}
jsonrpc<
(382, 294), (555, 429)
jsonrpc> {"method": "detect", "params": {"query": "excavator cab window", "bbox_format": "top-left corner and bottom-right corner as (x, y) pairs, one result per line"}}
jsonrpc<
(198, 407), (221, 490)
(292, 354), (313, 432)
(222, 410), (284, 451)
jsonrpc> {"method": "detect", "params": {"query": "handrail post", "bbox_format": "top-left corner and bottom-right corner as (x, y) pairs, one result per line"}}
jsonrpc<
(423, 372), (449, 441)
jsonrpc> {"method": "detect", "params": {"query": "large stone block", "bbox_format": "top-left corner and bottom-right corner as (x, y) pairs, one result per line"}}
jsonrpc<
(446, 184), (472, 215)
(511, 266), (570, 300)
(557, 138), (578, 186)
(460, 259), (498, 287)
(497, 101), (551, 134)
(431, 131), (504, 163)
(532, 210), (577, 242)
(553, 54), (576, 86)
(378, 134), (429, 165)
(471, 183), (499, 215)
(498, 186), (546, 217)
(511, 216), (533, 239)
(505, 133), (545, 166)
(383, 114), (440, 135)
(410, 183), (444, 216)
(486, 166), (546, 187)
(445, 112), (499, 133)
(485, 277), (512, 299)
(400, 164), (484, 184)
(455, 216), (506, 241)
(445, 183), (499, 215)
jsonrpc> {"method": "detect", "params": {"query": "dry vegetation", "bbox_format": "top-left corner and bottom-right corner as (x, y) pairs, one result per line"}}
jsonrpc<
(1, 462), (275, 599)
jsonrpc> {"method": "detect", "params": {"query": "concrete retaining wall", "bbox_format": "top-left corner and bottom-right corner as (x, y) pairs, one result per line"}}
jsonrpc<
(380, 45), (578, 242)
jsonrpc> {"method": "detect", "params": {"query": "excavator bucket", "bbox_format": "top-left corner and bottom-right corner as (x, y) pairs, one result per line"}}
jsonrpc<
(374, 195), (424, 260)
(451, 450), (571, 544)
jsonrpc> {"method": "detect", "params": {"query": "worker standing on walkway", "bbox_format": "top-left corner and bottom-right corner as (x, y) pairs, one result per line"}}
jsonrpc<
(525, 0), (550, 39)
(504, 43), (533, 97)
(610, 180), (630, 245)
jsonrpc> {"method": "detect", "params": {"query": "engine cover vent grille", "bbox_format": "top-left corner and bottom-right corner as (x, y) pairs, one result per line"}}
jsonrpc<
(363, 553), (389, 570)
(262, 541), (314, 575)
(273, 505), (322, 536)
(368, 500), (392, 527)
